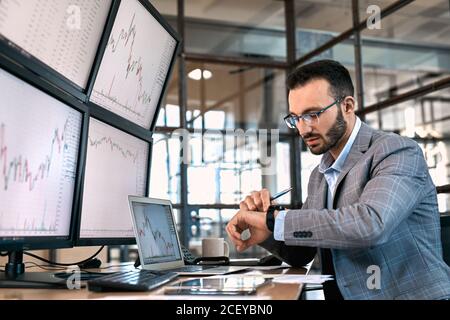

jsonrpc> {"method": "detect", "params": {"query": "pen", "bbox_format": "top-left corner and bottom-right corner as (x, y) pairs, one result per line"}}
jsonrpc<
(270, 187), (293, 201)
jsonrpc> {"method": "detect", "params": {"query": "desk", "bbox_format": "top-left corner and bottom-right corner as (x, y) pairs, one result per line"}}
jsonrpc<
(0, 265), (308, 300)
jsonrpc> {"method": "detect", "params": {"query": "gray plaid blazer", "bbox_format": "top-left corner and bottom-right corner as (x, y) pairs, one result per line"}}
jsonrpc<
(261, 122), (450, 299)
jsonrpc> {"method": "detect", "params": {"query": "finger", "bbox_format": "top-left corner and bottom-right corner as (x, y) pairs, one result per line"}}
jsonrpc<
(229, 233), (244, 248)
(230, 234), (245, 248)
(260, 188), (271, 211)
(225, 221), (240, 241)
(226, 221), (245, 247)
(244, 195), (257, 211)
(239, 201), (249, 211)
(226, 229), (243, 248)
(225, 223), (235, 241)
(251, 191), (263, 211)
(237, 241), (251, 252)
(225, 215), (240, 238)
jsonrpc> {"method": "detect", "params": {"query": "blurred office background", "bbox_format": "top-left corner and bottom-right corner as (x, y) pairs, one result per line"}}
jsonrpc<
(143, 0), (450, 259)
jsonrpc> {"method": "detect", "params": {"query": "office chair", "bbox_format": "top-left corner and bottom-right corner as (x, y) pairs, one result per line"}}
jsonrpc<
(440, 215), (450, 266)
(436, 185), (450, 265)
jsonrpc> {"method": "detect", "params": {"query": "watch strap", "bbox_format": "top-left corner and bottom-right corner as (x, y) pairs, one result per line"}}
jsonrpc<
(266, 205), (285, 232)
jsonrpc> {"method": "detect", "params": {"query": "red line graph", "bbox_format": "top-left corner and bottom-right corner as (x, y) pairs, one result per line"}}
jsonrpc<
(0, 121), (69, 191)
(105, 12), (152, 110)
(108, 13), (137, 54)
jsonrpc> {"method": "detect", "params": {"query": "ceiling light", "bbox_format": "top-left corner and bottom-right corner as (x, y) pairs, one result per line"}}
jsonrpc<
(202, 70), (212, 79)
(188, 68), (202, 80)
(188, 68), (213, 80)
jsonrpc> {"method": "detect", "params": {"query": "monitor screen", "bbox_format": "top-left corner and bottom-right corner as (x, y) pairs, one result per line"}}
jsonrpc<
(78, 118), (149, 242)
(130, 201), (181, 265)
(89, 0), (178, 129)
(0, 0), (112, 89)
(0, 67), (82, 243)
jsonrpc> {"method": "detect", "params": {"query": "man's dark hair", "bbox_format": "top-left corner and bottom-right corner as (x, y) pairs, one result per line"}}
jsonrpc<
(287, 60), (354, 100)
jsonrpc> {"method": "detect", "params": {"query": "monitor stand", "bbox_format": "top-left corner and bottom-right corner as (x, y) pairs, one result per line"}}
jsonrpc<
(0, 251), (68, 289)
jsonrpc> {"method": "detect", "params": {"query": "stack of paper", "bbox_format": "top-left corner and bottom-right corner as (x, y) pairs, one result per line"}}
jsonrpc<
(271, 275), (334, 284)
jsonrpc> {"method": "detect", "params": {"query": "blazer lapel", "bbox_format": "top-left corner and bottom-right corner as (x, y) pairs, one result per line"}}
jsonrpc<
(307, 171), (328, 209)
(332, 122), (373, 202)
(317, 175), (328, 209)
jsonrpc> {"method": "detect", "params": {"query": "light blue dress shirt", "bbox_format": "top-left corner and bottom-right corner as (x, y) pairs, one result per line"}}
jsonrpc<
(273, 117), (362, 241)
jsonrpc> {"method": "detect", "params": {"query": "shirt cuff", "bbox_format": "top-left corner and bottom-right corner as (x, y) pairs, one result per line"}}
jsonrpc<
(273, 210), (287, 241)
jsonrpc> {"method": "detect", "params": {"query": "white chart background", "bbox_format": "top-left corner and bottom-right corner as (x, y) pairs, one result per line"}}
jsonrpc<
(80, 118), (148, 239)
(0, 0), (111, 89)
(133, 203), (180, 264)
(0, 69), (82, 237)
(90, 0), (177, 129)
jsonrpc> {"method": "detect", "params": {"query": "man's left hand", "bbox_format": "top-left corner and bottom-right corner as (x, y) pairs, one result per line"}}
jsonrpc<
(225, 209), (271, 252)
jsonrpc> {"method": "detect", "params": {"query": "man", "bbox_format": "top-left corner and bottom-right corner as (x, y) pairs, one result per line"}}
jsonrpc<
(226, 60), (450, 300)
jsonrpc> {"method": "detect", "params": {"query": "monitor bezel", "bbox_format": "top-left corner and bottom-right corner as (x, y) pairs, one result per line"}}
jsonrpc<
(0, 54), (88, 251)
(73, 109), (153, 247)
(85, 0), (181, 132)
(0, 0), (116, 101)
(0, 0), (178, 250)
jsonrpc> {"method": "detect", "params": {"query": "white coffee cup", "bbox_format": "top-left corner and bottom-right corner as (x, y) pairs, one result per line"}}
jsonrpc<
(202, 238), (229, 257)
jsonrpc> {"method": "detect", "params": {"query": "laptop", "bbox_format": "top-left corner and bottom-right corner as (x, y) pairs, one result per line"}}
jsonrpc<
(128, 196), (249, 276)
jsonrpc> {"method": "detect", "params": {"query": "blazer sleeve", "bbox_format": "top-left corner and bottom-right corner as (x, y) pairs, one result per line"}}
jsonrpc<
(282, 136), (432, 249)
(258, 195), (317, 267)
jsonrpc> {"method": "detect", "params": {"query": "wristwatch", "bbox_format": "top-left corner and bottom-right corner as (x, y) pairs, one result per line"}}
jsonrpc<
(266, 205), (285, 232)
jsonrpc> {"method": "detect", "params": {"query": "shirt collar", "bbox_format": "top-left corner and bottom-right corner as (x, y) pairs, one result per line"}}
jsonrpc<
(319, 117), (362, 174)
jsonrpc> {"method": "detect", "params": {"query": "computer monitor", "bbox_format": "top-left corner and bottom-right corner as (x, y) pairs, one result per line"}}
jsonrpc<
(0, 0), (113, 96)
(76, 117), (150, 246)
(88, 0), (180, 130)
(0, 60), (85, 288)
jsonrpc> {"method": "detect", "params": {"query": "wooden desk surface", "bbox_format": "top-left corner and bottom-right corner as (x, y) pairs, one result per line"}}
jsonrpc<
(0, 264), (308, 300)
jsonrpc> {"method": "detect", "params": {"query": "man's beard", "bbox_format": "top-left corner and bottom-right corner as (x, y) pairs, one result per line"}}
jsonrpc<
(303, 108), (347, 155)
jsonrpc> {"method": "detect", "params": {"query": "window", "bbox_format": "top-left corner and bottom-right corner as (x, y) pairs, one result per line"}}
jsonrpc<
(185, 0), (286, 60)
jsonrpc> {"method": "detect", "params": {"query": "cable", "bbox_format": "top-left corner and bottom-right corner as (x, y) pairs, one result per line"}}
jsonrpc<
(95, 264), (130, 270)
(23, 246), (104, 267)
(25, 262), (96, 274)
(24, 261), (67, 271)
(1, 262), (65, 274)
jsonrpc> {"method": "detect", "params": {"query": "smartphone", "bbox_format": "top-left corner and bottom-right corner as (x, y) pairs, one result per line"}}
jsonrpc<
(164, 277), (269, 296)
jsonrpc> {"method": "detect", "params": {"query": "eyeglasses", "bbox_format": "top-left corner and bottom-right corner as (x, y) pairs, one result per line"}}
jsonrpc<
(284, 98), (343, 129)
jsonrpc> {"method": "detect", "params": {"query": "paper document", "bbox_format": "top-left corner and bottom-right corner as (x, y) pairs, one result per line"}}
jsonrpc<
(248, 266), (288, 271)
(271, 275), (334, 284)
(208, 273), (334, 284)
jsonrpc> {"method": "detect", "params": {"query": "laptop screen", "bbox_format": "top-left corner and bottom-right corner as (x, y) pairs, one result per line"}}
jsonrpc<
(130, 200), (182, 265)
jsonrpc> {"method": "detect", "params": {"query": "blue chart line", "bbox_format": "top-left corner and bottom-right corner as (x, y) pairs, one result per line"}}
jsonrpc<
(0, 120), (69, 191)
(88, 136), (138, 163)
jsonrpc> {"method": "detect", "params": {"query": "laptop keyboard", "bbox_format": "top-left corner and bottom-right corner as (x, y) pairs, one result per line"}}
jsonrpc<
(87, 270), (178, 292)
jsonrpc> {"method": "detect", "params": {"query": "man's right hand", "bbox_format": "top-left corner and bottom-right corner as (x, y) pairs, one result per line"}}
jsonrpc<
(240, 188), (272, 212)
